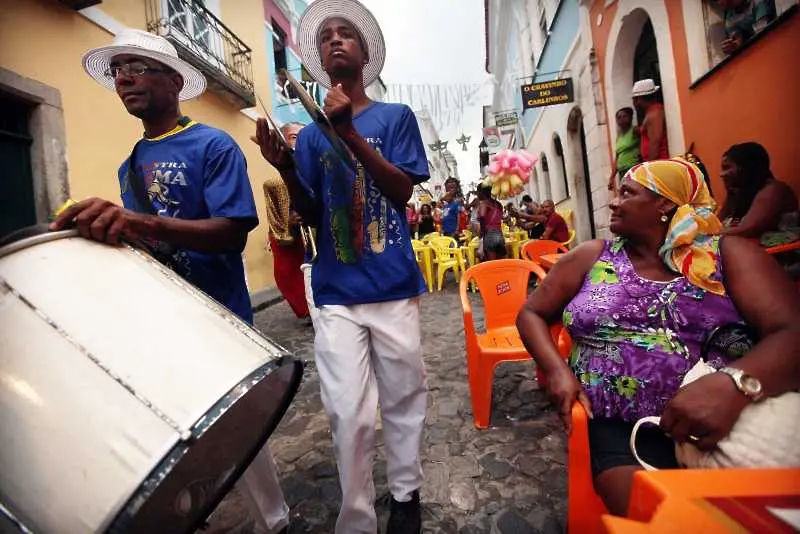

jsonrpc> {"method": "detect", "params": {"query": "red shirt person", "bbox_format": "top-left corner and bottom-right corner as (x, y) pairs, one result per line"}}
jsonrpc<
(540, 200), (569, 243)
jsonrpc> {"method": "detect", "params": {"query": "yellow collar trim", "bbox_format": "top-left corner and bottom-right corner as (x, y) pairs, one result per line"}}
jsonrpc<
(146, 120), (198, 142)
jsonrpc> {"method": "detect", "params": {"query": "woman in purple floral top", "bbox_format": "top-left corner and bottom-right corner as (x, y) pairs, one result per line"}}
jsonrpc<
(517, 158), (800, 516)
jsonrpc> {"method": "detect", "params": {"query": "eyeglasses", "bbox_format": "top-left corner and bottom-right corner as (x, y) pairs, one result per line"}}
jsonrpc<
(103, 64), (171, 79)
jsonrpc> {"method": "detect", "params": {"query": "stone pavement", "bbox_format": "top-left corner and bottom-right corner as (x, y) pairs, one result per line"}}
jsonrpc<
(201, 284), (566, 534)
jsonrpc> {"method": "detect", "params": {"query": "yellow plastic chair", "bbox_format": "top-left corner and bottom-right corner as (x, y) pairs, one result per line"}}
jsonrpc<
(411, 239), (434, 292)
(562, 229), (576, 249)
(462, 236), (480, 268)
(421, 232), (441, 244)
(430, 236), (464, 290)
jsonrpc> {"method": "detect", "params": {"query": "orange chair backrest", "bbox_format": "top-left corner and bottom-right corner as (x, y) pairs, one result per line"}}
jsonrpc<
(462, 259), (547, 332)
(522, 239), (567, 262)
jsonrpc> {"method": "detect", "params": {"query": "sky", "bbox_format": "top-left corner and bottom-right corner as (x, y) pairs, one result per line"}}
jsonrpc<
(359, 0), (492, 187)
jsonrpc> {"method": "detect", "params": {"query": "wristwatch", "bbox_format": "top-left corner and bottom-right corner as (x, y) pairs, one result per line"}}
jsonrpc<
(718, 367), (764, 402)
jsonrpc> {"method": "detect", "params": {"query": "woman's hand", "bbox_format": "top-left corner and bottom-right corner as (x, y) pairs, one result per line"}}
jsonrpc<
(660, 372), (748, 451)
(545, 367), (593, 434)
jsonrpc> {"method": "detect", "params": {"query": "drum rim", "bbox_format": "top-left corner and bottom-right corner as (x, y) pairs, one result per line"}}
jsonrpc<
(0, 501), (34, 534)
(106, 356), (303, 534)
(0, 228), (79, 260)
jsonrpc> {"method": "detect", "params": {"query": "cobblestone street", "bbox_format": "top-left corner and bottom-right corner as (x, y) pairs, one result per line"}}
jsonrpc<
(203, 285), (566, 534)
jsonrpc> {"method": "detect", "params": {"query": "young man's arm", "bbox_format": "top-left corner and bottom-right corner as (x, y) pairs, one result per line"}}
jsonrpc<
(326, 87), (428, 207)
(339, 129), (414, 206)
(252, 118), (320, 226)
(52, 140), (258, 252)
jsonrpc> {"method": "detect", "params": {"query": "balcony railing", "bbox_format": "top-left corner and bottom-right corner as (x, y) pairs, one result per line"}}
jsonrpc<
(145, 0), (255, 109)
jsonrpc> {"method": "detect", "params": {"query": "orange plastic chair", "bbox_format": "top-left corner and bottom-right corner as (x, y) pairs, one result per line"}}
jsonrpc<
(554, 327), (608, 533)
(521, 239), (568, 264)
(766, 240), (800, 255)
(459, 259), (548, 428)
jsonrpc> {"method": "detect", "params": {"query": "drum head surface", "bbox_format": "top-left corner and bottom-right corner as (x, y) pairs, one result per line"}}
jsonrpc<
(108, 357), (303, 534)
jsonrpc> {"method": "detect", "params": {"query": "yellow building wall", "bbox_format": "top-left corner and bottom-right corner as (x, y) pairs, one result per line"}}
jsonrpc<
(0, 0), (279, 294)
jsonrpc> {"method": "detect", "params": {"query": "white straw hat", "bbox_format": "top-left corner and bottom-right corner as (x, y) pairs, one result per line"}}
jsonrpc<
(297, 0), (385, 89)
(631, 78), (660, 97)
(82, 28), (207, 101)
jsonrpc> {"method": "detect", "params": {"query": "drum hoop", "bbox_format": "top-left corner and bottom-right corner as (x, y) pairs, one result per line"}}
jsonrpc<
(106, 356), (302, 534)
(0, 501), (34, 534)
(0, 229), (79, 260)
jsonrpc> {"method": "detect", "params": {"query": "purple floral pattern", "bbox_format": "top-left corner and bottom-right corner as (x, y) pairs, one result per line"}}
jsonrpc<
(564, 238), (744, 422)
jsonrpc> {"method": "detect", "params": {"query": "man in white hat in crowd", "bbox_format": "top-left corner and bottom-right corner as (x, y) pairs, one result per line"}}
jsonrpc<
(254, 1), (428, 532)
(51, 28), (289, 534)
(631, 78), (669, 162)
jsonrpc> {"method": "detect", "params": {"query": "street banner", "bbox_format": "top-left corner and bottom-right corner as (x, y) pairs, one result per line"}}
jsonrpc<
(492, 111), (519, 150)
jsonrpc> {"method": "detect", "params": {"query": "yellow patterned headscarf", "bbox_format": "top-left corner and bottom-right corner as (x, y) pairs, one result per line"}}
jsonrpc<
(626, 158), (724, 295)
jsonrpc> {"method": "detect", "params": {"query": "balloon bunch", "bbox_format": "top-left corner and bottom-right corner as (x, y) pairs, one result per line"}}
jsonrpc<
(482, 149), (537, 199)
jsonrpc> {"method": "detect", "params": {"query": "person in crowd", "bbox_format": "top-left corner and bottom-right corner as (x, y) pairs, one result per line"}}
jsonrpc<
(715, 0), (777, 54)
(441, 177), (463, 238)
(540, 200), (570, 243)
(406, 201), (419, 236)
(54, 28), (289, 533)
(608, 107), (641, 191)
(518, 195), (538, 215)
(263, 122), (310, 320)
(718, 142), (799, 276)
(516, 195), (547, 239)
(458, 201), (470, 237)
(476, 183), (506, 261)
(517, 158), (800, 516)
(417, 203), (436, 236)
(632, 79), (668, 162)
(253, 1), (428, 532)
(719, 142), (798, 238)
(433, 201), (443, 232)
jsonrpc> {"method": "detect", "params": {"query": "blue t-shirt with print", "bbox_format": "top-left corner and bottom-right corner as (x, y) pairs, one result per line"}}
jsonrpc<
(118, 123), (259, 323)
(442, 200), (460, 235)
(293, 102), (429, 307)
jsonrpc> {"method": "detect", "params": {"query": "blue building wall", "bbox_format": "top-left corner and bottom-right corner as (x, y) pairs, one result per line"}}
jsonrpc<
(264, 0), (326, 126)
(521, 0), (580, 135)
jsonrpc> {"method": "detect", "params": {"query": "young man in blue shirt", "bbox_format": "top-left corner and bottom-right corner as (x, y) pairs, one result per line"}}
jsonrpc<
(440, 177), (463, 238)
(255, 2), (428, 532)
(53, 28), (289, 534)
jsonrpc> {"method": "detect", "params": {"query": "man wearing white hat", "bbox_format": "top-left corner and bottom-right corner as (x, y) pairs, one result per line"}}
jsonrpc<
(51, 28), (289, 534)
(255, 1), (428, 532)
(631, 78), (669, 162)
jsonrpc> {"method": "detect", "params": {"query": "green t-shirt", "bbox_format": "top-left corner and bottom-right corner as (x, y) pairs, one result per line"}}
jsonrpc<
(615, 128), (640, 175)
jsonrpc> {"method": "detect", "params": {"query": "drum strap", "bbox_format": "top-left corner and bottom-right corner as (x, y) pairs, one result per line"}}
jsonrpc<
(125, 116), (193, 215)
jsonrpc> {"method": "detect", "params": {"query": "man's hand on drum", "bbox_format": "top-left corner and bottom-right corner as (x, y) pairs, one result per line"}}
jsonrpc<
(252, 118), (293, 172)
(50, 197), (154, 245)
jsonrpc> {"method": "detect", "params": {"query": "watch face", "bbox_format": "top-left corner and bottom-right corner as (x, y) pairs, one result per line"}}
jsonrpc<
(741, 374), (763, 395)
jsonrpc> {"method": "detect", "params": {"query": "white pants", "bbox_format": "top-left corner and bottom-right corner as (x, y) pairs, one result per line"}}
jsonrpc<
(301, 263), (319, 326)
(236, 445), (290, 534)
(315, 298), (428, 534)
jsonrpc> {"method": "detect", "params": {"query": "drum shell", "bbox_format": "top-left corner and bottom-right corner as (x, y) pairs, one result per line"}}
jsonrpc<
(0, 232), (297, 533)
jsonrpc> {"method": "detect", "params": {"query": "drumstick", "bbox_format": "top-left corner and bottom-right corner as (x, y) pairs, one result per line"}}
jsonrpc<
(255, 92), (292, 152)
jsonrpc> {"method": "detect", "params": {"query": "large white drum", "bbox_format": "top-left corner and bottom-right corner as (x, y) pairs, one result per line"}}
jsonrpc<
(0, 227), (303, 534)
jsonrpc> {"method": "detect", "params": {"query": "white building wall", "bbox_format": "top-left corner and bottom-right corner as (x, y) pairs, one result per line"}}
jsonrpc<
(523, 26), (614, 242)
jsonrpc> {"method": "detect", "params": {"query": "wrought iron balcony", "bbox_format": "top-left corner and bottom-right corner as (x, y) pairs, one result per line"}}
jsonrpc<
(145, 0), (255, 109)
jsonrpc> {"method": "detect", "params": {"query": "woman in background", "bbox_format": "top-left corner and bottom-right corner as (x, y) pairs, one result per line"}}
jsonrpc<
(417, 203), (436, 236)
(477, 184), (506, 260)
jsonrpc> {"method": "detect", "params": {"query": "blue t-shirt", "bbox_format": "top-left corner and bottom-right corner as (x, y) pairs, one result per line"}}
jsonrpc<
(118, 122), (258, 323)
(442, 200), (461, 235)
(294, 102), (429, 306)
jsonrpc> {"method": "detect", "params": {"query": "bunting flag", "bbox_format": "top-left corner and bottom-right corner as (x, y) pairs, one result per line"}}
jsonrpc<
(385, 81), (491, 133)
